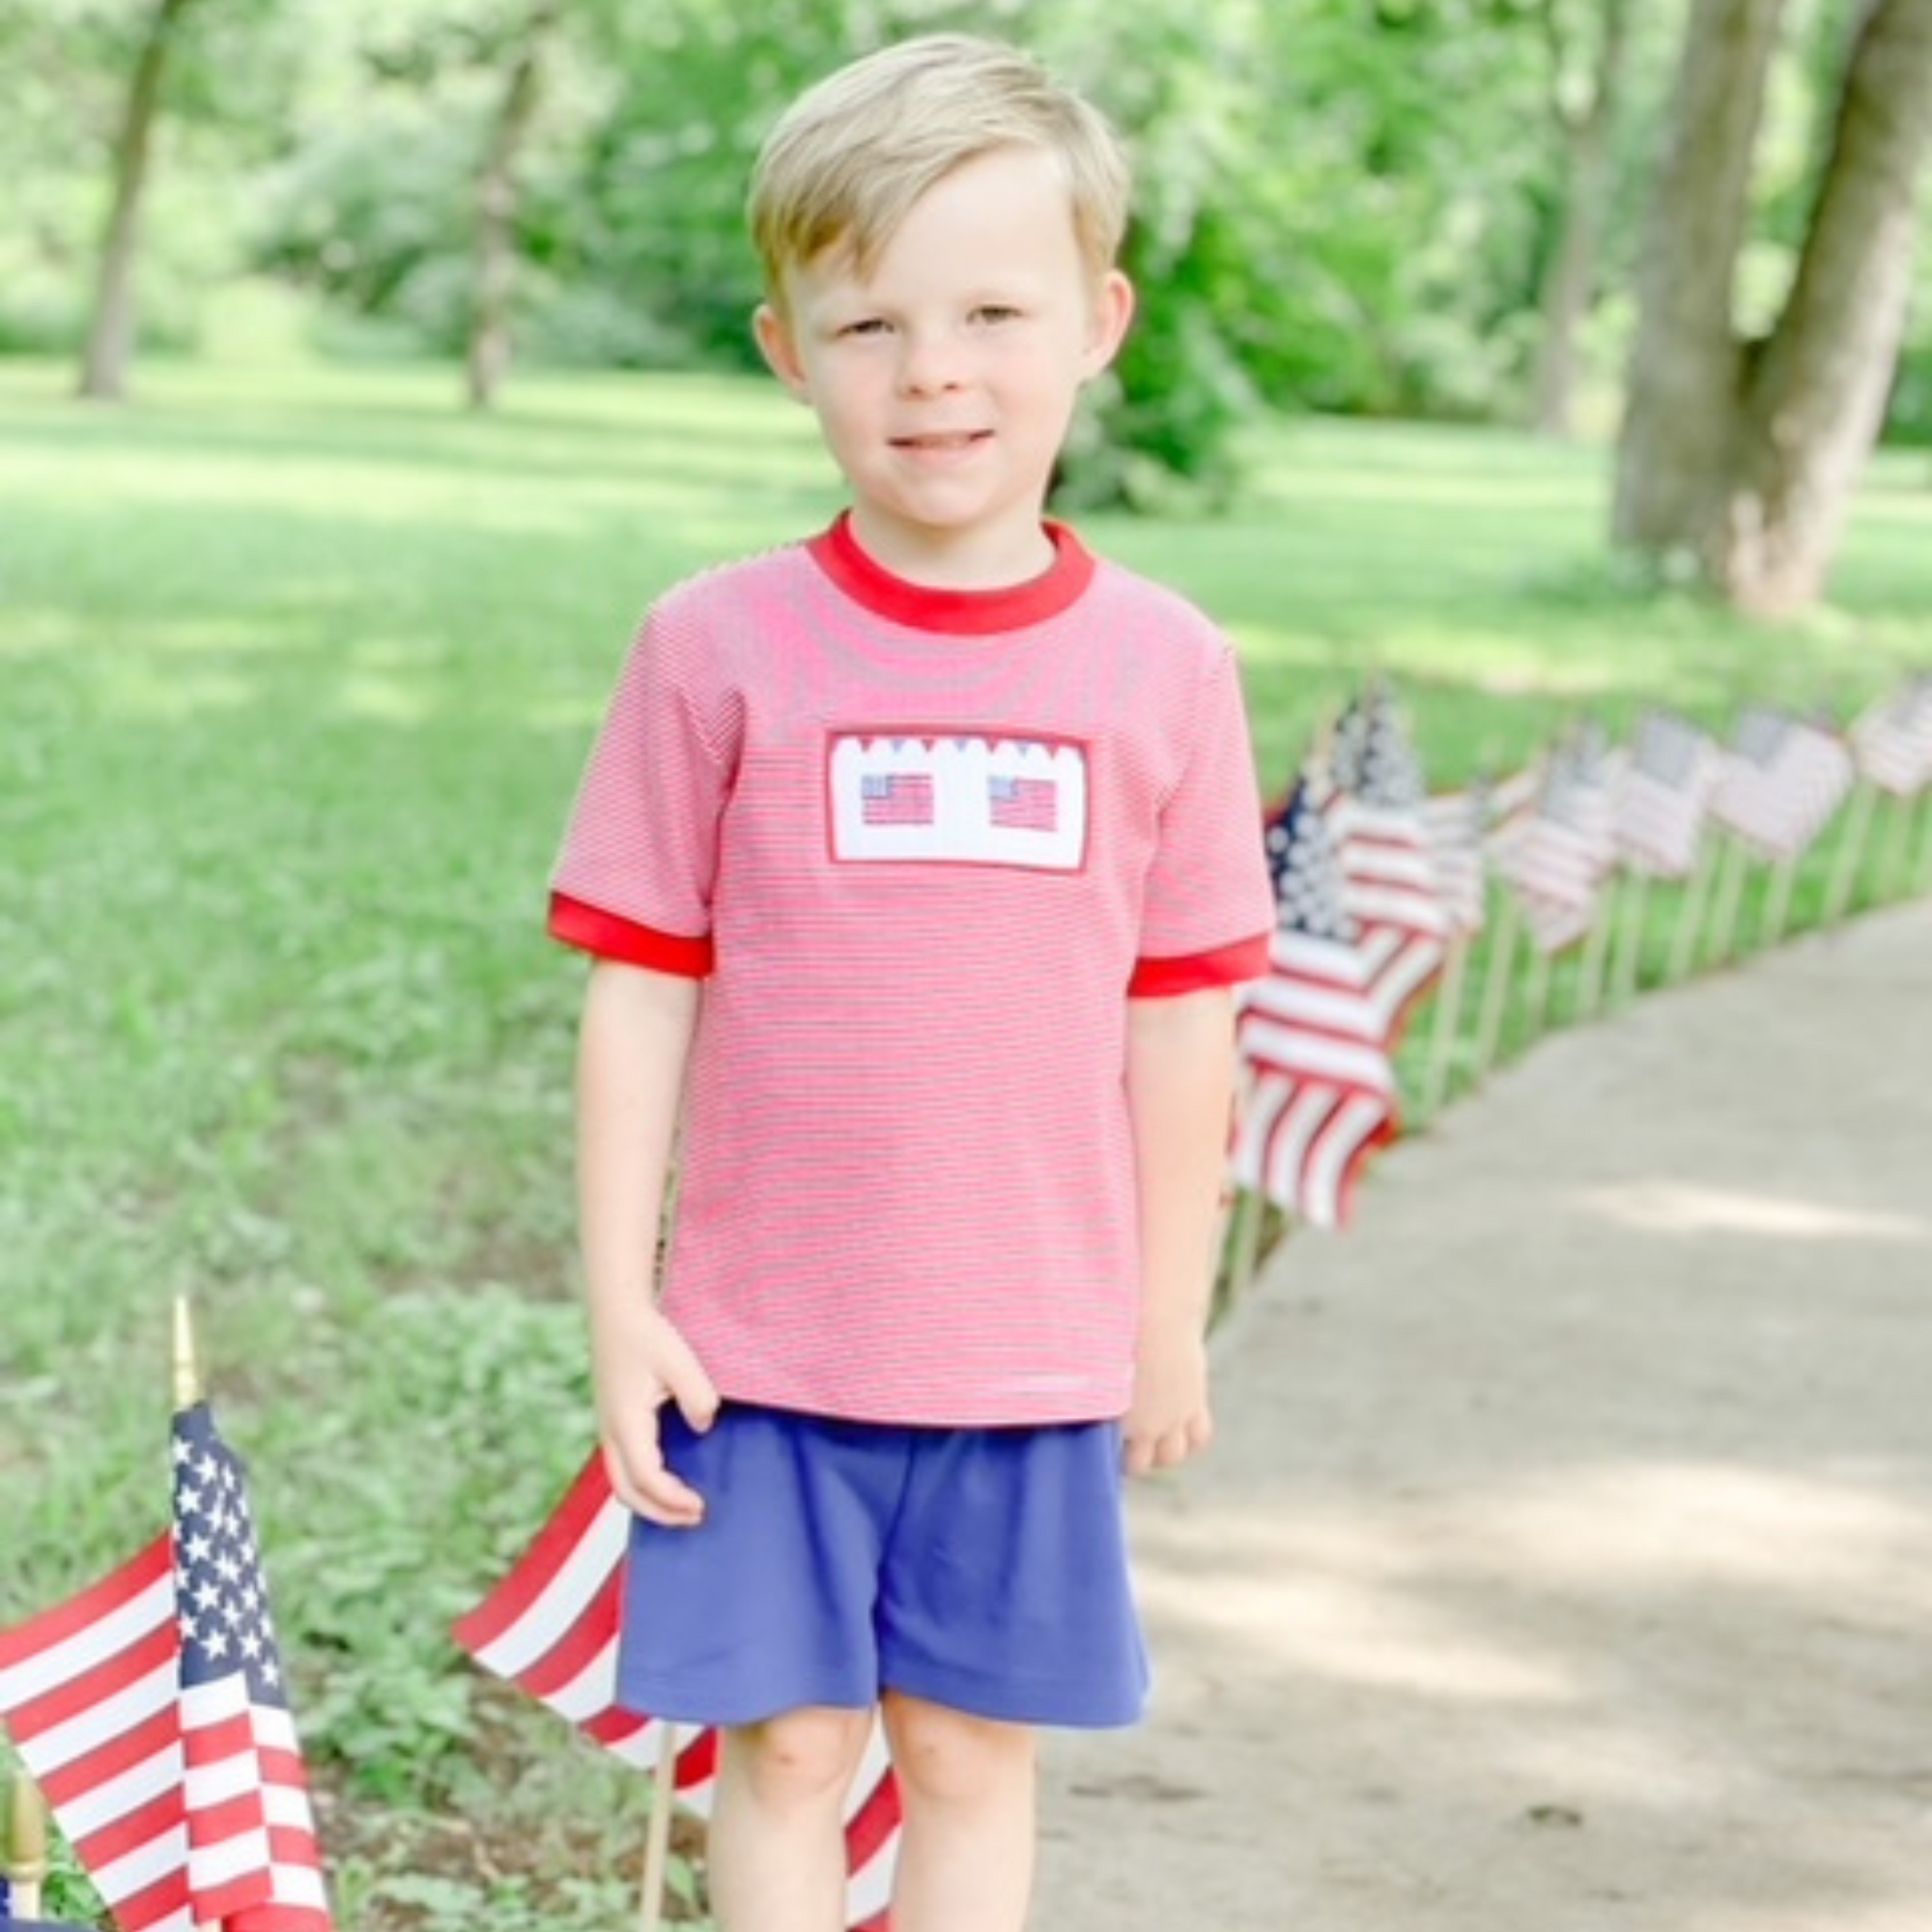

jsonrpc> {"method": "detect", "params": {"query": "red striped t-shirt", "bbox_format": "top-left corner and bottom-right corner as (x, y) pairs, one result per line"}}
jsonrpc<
(551, 517), (1273, 1425)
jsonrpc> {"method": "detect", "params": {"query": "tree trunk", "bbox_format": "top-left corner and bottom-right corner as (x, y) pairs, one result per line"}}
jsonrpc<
(1714, 0), (1932, 613)
(1611, 0), (1786, 554)
(1530, 0), (1635, 439)
(76, 0), (197, 402)
(466, 1), (559, 412)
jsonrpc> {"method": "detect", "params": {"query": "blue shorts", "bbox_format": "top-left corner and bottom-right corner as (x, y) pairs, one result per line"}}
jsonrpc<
(613, 1405), (1149, 1729)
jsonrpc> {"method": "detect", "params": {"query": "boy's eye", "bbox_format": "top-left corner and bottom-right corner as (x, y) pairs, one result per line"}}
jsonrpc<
(838, 317), (890, 338)
(973, 304), (1022, 325)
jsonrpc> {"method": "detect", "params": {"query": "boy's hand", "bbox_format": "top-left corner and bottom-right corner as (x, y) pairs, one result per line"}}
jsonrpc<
(1122, 1317), (1212, 1477)
(594, 1299), (720, 1527)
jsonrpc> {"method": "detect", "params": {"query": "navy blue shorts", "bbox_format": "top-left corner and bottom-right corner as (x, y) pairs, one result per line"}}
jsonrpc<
(613, 1404), (1149, 1729)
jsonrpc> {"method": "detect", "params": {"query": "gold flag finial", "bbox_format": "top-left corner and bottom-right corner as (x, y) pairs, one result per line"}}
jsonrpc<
(173, 1293), (202, 1409)
(7, 1767), (51, 1918)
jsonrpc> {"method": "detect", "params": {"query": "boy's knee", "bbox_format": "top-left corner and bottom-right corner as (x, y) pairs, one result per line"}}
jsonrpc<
(883, 1693), (1036, 1806)
(726, 1705), (872, 1806)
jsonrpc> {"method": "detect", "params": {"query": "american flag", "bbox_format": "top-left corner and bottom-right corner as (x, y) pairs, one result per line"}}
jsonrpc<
(452, 1454), (900, 1931)
(986, 775), (1057, 833)
(1420, 781), (1490, 937)
(1615, 709), (1718, 880)
(0, 1405), (333, 1932)
(1319, 688), (1451, 1040)
(1232, 780), (1397, 1230)
(1490, 726), (1617, 954)
(1848, 678), (1932, 798)
(860, 774), (933, 828)
(1709, 706), (1854, 861)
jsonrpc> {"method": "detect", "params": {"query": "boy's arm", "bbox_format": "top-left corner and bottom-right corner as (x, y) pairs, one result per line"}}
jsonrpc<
(577, 957), (719, 1525)
(1122, 985), (1239, 1477)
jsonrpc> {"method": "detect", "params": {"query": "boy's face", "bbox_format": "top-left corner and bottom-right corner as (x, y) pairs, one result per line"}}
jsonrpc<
(755, 144), (1133, 587)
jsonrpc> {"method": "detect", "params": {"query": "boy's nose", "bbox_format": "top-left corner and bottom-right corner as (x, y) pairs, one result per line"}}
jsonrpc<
(896, 330), (966, 395)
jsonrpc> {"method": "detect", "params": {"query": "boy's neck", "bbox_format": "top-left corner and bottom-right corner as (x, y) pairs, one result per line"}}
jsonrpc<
(843, 503), (1058, 593)
(811, 512), (1094, 636)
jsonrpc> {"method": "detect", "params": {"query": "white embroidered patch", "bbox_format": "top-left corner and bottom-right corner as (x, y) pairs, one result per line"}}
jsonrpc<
(828, 732), (1089, 870)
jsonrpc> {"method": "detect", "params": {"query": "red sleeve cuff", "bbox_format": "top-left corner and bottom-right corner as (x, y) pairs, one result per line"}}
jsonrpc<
(548, 892), (714, 977)
(1127, 931), (1272, 998)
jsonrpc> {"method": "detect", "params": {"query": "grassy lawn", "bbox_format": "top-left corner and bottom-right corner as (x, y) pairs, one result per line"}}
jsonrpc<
(1, 354), (1926, 1928)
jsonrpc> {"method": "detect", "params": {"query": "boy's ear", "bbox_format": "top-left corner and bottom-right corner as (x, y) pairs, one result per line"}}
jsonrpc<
(1081, 270), (1136, 380)
(754, 302), (811, 401)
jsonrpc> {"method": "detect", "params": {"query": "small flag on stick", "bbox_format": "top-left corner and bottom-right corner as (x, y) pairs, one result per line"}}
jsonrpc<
(1320, 686), (1452, 1044)
(453, 1453), (900, 1931)
(1491, 727), (1616, 956)
(1232, 779), (1398, 1229)
(1709, 706), (1855, 863)
(0, 1305), (334, 1932)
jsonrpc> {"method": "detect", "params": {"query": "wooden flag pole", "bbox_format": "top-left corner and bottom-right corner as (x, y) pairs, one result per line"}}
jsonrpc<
(173, 1294), (203, 1410)
(1665, 843), (1716, 984)
(1574, 884), (1615, 1024)
(1419, 933), (1471, 1120)
(638, 1723), (680, 1932)
(7, 1769), (51, 1918)
(1611, 870), (1651, 1007)
(1876, 789), (1916, 902)
(1705, 837), (1750, 967)
(1522, 939), (1553, 1044)
(1758, 852), (1801, 949)
(1822, 781), (1877, 923)
(1471, 895), (1520, 1081)
(1215, 1186), (1269, 1320)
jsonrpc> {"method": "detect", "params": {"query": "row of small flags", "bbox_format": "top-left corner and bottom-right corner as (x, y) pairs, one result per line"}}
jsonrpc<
(1232, 673), (1931, 1232)
(6, 677), (1928, 1932)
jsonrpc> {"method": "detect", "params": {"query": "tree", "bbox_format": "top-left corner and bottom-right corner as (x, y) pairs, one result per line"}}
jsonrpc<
(1613, 0), (1932, 613)
(1528, 0), (1638, 437)
(76, 0), (200, 400)
(466, 0), (563, 409)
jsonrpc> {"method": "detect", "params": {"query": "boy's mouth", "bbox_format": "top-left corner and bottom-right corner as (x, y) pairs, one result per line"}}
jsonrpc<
(893, 430), (990, 451)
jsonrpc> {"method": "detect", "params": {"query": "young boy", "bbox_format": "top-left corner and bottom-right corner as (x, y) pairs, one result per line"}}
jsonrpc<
(549, 33), (1274, 1932)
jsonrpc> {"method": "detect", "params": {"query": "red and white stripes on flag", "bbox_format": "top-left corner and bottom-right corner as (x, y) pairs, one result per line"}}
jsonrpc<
(1420, 784), (1490, 937)
(1233, 781), (1397, 1230)
(1848, 680), (1932, 798)
(1320, 690), (1451, 1041)
(1490, 731), (1617, 953)
(1615, 710), (1719, 880)
(0, 1406), (333, 1932)
(1709, 707), (1855, 861)
(452, 1453), (901, 1931)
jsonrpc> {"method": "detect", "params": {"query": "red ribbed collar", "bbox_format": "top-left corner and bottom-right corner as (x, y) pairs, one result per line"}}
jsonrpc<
(807, 512), (1094, 635)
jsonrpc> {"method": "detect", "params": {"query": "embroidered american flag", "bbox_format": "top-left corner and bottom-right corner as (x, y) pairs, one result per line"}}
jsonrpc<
(860, 774), (934, 827)
(0, 1405), (334, 1932)
(453, 1453), (900, 1930)
(986, 775), (1058, 833)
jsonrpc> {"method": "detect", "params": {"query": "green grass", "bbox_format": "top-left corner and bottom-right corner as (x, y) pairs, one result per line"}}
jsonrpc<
(1, 354), (1927, 1927)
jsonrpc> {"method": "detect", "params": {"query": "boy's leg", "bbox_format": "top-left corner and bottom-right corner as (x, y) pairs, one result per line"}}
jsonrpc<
(880, 1690), (1037, 1932)
(708, 1705), (875, 1932)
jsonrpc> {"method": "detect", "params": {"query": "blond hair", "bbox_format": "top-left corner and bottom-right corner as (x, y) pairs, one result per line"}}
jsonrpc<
(748, 34), (1131, 302)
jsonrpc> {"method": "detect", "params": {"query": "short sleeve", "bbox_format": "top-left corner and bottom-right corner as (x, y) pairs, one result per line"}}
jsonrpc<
(548, 605), (738, 972)
(1131, 644), (1275, 992)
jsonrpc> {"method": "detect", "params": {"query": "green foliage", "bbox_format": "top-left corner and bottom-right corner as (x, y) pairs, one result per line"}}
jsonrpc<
(13, 0), (1931, 495)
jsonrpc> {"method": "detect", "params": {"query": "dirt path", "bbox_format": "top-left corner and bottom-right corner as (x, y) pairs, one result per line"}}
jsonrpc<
(1033, 899), (1932, 1932)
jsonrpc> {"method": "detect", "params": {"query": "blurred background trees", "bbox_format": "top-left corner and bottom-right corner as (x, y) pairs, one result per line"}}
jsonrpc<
(4, 0), (1928, 609)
